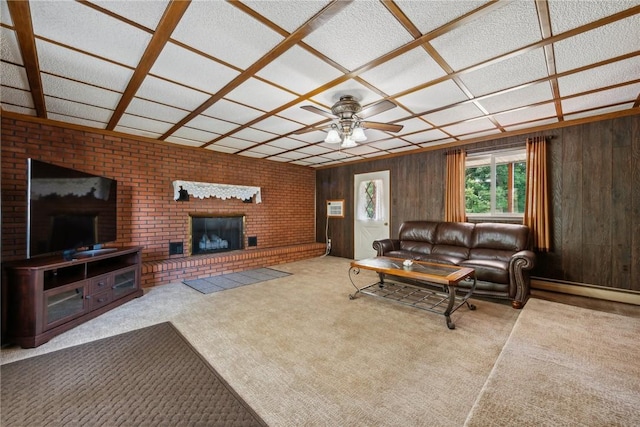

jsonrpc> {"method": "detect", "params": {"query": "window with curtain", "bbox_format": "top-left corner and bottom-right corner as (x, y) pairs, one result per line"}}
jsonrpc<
(357, 179), (384, 220)
(465, 148), (526, 219)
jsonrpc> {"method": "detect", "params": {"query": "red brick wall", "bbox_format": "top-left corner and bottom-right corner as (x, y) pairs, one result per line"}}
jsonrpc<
(1, 115), (317, 264)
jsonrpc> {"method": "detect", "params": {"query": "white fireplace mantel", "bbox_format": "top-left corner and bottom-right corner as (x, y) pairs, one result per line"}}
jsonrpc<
(173, 180), (262, 203)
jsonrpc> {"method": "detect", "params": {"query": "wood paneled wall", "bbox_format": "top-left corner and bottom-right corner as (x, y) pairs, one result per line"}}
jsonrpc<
(316, 114), (640, 292)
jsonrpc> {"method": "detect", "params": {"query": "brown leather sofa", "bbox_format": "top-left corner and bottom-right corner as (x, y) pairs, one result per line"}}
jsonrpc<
(372, 221), (536, 308)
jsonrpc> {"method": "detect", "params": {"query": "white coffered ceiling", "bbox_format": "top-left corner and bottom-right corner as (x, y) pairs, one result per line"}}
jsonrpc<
(1, 0), (639, 167)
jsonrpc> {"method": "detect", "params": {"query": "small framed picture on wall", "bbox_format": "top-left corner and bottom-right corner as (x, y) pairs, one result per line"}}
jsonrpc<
(327, 199), (345, 218)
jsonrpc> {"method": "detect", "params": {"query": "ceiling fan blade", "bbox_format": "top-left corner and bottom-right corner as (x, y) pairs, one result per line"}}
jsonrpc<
(301, 105), (336, 119)
(358, 100), (397, 119)
(361, 121), (404, 133)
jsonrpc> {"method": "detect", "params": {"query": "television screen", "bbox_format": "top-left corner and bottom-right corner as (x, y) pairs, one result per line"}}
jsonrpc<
(27, 159), (118, 258)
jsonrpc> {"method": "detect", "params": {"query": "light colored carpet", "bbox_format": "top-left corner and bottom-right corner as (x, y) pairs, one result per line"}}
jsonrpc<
(1, 256), (518, 426)
(167, 256), (519, 426)
(464, 298), (640, 427)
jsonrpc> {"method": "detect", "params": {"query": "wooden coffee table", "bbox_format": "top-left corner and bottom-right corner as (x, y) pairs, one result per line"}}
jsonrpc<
(349, 256), (477, 329)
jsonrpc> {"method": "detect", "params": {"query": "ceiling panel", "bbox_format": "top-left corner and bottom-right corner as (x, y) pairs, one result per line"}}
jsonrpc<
(90, 0), (170, 31)
(251, 115), (305, 135)
(125, 98), (188, 123)
(226, 78), (297, 111)
(402, 128), (450, 144)
(459, 48), (549, 97)
(564, 103), (634, 121)
(165, 135), (207, 148)
(211, 137), (257, 151)
(202, 99), (264, 125)
(396, 80), (468, 113)
(135, 75), (211, 111)
(548, 0), (640, 34)
(150, 42), (240, 95)
(0, 0), (12, 25)
(430, 1), (542, 71)
(233, 127), (277, 143)
(171, 1), (283, 69)
(1, 28), (22, 64)
(422, 103), (485, 127)
(477, 82), (554, 114)
(1, 62), (29, 90)
(1, 0), (638, 168)
(302, 0), (413, 71)
(256, 45), (343, 96)
(553, 14), (640, 73)
(186, 114), (244, 136)
(494, 103), (558, 127)
(266, 138), (309, 151)
(30, 1), (151, 67)
(118, 113), (174, 135)
(360, 48), (447, 96)
(47, 112), (105, 129)
(396, 0), (490, 34)
(1, 86), (34, 109)
(36, 40), (133, 91)
(243, 0), (331, 33)
(561, 83), (640, 114)
(41, 74), (120, 110)
(170, 126), (220, 143)
(45, 96), (111, 124)
(557, 56), (640, 97)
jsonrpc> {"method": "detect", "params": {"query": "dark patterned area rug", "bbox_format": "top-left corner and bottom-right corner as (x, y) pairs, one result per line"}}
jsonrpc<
(183, 267), (291, 294)
(1, 322), (267, 427)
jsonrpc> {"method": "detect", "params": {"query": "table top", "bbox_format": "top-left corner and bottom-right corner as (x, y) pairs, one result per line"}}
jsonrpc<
(350, 256), (475, 286)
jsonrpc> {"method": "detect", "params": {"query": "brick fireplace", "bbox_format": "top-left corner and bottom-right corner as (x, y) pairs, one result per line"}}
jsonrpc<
(190, 214), (245, 255)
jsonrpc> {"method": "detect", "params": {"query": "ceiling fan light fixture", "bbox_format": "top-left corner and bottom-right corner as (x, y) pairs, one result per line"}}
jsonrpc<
(324, 129), (341, 143)
(341, 136), (357, 148)
(352, 126), (367, 142)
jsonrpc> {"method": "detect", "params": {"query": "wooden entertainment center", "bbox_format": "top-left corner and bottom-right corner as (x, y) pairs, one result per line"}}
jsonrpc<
(3, 246), (143, 348)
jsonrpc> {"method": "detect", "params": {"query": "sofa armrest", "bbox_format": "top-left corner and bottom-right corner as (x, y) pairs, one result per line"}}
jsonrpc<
(372, 239), (399, 256)
(509, 250), (536, 308)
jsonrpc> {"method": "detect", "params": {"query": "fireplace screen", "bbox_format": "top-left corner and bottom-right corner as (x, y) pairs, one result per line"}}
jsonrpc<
(190, 215), (244, 255)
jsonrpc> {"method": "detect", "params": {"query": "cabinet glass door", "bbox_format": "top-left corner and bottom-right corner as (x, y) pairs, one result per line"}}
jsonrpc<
(113, 268), (137, 299)
(45, 285), (86, 326)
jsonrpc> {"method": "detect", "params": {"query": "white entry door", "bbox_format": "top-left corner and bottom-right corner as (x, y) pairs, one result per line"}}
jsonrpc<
(354, 170), (390, 260)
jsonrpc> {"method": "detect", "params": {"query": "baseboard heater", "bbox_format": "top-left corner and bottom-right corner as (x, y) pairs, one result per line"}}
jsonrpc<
(531, 278), (640, 306)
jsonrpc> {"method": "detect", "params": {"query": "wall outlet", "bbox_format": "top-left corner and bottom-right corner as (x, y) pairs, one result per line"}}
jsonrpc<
(327, 238), (331, 245)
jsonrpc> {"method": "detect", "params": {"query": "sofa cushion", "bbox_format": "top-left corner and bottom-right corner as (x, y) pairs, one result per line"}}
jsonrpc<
(416, 253), (466, 265)
(460, 259), (510, 284)
(399, 241), (433, 255)
(435, 222), (475, 247)
(471, 223), (529, 251)
(385, 250), (418, 259)
(468, 248), (514, 263)
(398, 221), (439, 244)
(430, 244), (469, 264)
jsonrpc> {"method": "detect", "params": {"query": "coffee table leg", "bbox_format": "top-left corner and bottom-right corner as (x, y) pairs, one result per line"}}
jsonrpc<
(444, 284), (457, 329)
(348, 267), (361, 299)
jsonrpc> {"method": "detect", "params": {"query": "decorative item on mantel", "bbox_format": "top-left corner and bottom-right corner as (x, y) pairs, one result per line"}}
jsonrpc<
(173, 180), (262, 203)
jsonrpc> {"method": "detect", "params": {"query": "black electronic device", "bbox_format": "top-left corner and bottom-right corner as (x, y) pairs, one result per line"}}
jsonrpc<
(27, 159), (118, 258)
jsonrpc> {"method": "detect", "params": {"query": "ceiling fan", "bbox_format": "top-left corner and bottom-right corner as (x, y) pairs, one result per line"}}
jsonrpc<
(297, 95), (404, 148)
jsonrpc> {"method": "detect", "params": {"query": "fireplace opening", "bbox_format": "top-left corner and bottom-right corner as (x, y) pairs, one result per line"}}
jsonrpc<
(190, 215), (244, 255)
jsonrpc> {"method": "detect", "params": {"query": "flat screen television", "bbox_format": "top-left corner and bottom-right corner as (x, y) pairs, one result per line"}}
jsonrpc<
(27, 159), (118, 258)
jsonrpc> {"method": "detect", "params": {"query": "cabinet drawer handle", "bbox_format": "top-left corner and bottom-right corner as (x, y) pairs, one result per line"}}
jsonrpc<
(85, 295), (91, 300)
(97, 281), (106, 287)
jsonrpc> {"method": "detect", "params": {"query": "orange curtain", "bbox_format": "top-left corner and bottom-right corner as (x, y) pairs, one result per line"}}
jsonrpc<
(445, 150), (466, 222)
(524, 136), (551, 251)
